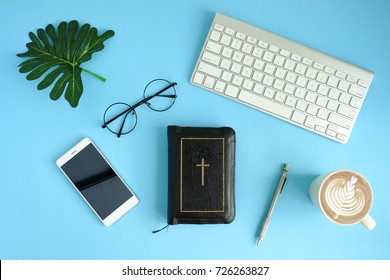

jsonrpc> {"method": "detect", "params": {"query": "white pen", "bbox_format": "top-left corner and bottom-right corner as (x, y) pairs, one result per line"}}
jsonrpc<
(257, 163), (289, 246)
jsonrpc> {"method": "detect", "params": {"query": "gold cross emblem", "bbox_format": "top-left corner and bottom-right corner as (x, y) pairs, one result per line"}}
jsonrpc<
(196, 158), (210, 186)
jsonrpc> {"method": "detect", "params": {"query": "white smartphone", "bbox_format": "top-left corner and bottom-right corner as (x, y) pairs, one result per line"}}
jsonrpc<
(56, 137), (139, 226)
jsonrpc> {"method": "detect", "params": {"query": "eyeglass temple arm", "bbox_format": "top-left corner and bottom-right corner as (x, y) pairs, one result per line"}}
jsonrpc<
(102, 82), (177, 128)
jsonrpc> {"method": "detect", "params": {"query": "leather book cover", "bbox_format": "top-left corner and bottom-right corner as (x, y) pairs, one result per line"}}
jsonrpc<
(167, 126), (236, 224)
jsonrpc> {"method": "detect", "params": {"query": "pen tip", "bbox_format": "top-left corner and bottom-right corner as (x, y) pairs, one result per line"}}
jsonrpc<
(283, 163), (289, 171)
(257, 237), (262, 247)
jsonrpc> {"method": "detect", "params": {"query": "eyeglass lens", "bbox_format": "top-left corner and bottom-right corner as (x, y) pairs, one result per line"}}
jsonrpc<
(102, 79), (177, 137)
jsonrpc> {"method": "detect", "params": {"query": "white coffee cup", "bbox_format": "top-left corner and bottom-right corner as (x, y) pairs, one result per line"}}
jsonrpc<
(309, 170), (376, 230)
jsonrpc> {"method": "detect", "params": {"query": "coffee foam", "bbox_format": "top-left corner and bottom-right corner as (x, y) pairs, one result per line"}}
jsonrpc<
(320, 171), (372, 225)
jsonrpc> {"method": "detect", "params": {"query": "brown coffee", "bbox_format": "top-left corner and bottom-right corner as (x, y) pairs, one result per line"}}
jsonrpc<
(319, 171), (372, 225)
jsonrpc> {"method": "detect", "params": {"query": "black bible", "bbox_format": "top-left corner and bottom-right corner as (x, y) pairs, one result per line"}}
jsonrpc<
(167, 126), (236, 224)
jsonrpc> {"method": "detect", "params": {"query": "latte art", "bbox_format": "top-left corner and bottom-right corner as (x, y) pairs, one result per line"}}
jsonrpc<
(325, 176), (365, 220)
(319, 171), (372, 225)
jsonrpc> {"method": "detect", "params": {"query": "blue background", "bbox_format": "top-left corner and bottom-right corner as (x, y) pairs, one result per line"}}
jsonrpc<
(1, 0), (389, 260)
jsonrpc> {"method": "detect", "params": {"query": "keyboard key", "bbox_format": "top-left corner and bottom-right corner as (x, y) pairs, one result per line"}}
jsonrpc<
(280, 49), (291, 57)
(284, 84), (296, 94)
(243, 79), (254, 90)
(243, 55), (254, 66)
(242, 43), (253, 54)
(252, 47), (264, 58)
(214, 81), (226, 92)
(291, 111), (306, 124)
(337, 104), (357, 118)
(231, 63), (242, 73)
(302, 58), (313, 66)
(232, 75), (243, 86)
(315, 125), (326, 133)
(304, 116), (316, 128)
(326, 129), (337, 137)
(327, 76), (339, 88)
(324, 66), (335, 75)
(254, 83), (265, 94)
(222, 47), (233, 58)
(198, 62), (222, 77)
(317, 84), (330, 95)
(258, 40), (268, 48)
(358, 79), (369, 88)
(291, 53), (302, 61)
(350, 97), (362, 108)
(307, 104), (319, 115)
(346, 75), (357, 83)
(225, 28), (235, 35)
(269, 45), (280, 53)
(296, 100), (308, 111)
(236, 32), (246, 40)
(328, 113), (353, 129)
(285, 96), (297, 107)
(285, 72), (297, 83)
(295, 64), (307, 75)
(238, 90), (293, 119)
(247, 36), (257, 44)
(225, 85), (239, 98)
(221, 58), (231, 69)
(275, 68), (287, 79)
(210, 30), (221, 41)
(232, 51), (244, 62)
(336, 134), (347, 141)
(206, 41), (222, 54)
(253, 60), (265, 70)
(264, 64), (276, 75)
(305, 91), (317, 103)
(316, 72), (329, 84)
(305, 68), (318, 79)
(221, 35), (232, 46)
(202, 51), (221, 65)
(335, 71), (346, 79)
(231, 39), (242, 50)
(313, 62), (324, 70)
(326, 99), (339, 111)
(264, 88), (276, 99)
(274, 79), (285, 91)
(339, 93), (351, 104)
(295, 88), (306, 99)
(252, 71), (264, 82)
(337, 80), (350, 92)
(263, 51), (275, 62)
(263, 75), (274, 86)
(274, 55), (285, 67)
(214, 24), (224, 31)
(242, 67), (252, 78)
(275, 92), (286, 103)
(349, 84), (365, 97)
(193, 72), (204, 84)
(296, 76), (308, 88)
(284, 60), (296, 70)
(204, 76), (215, 88)
(221, 71), (232, 82)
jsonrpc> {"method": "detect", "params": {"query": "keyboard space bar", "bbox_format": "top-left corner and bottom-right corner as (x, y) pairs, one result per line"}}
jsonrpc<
(238, 90), (293, 119)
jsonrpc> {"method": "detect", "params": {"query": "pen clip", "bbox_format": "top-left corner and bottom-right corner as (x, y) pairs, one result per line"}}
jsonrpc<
(280, 177), (287, 193)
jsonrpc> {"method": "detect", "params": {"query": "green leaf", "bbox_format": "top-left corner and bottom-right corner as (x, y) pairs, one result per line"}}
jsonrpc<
(17, 21), (115, 108)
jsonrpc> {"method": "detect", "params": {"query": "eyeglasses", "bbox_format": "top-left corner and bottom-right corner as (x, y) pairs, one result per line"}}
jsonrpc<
(102, 78), (177, 137)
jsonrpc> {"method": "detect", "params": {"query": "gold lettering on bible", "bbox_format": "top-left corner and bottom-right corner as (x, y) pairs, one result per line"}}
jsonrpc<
(196, 158), (210, 186)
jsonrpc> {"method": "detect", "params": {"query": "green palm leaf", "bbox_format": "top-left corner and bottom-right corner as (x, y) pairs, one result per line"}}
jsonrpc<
(17, 20), (115, 108)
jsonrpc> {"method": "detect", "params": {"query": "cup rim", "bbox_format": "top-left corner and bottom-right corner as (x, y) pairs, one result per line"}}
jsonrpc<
(318, 169), (373, 226)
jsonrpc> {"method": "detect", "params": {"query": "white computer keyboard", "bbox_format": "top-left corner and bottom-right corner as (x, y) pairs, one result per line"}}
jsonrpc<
(191, 13), (374, 143)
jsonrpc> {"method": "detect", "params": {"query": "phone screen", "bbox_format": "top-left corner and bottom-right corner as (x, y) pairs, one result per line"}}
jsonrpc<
(60, 143), (133, 220)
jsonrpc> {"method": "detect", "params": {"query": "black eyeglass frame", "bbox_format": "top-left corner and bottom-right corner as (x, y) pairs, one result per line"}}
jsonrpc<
(102, 78), (177, 137)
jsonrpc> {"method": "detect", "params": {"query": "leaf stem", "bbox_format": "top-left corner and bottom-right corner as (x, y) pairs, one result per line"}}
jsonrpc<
(81, 68), (106, 82)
